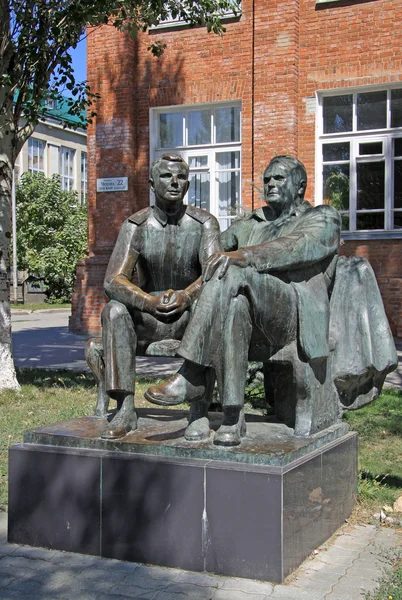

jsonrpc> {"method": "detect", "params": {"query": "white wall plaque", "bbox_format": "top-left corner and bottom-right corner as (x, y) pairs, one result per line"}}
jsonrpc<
(97, 177), (128, 192)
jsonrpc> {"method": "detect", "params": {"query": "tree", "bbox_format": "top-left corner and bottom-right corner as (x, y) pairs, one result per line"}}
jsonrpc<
(0, 0), (238, 391)
(16, 172), (87, 303)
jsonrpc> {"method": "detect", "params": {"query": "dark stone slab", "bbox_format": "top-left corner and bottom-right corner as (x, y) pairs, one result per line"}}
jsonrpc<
(23, 408), (349, 466)
(283, 434), (358, 578)
(8, 446), (101, 555)
(101, 454), (205, 570)
(8, 414), (357, 583)
(205, 467), (282, 581)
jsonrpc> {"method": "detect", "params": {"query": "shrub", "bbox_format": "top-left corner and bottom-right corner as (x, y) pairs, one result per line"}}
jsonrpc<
(15, 172), (87, 303)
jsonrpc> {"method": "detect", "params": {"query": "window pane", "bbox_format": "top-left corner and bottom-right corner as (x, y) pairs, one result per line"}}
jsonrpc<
(189, 156), (208, 168)
(323, 164), (350, 211)
(341, 215), (350, 230)
(356, 213), (384, 230)
(394, 211), (402, 229)
(359, 141), (383, 155)
(188, 110), (211, 145)
(216, 151), (241, 170)
(323, 142), (350, 162)
(160, 113), (183, 147)
(394, 160), (402, 209)
(391, 89), (402, 128)
(394, 138), (402, 157)
(323, 95), (352, 133)
(218, 171), (240, 217)
(357, 91), (387, 131)
(357, 162), (385, 210)
(188, 173), (210, 211)
(216, 106), (241, 143)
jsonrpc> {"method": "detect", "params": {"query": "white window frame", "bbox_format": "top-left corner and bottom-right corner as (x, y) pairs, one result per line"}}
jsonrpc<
(80, 151), (88, 204)
(28, 138), (46, 174)
(316, 84), (402, 239)
(59, 146), (76, 192)
(150, 101), (242, 229)
(150, 1), (241, 30)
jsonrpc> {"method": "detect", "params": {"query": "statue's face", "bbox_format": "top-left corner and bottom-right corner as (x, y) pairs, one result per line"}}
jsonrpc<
(263, 161), (297, 213)
(151, 160), (189, 203)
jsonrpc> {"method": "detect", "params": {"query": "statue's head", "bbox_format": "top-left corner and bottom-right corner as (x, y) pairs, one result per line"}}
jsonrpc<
(263, 156), (307, 215)
(150, 153), (190, 206)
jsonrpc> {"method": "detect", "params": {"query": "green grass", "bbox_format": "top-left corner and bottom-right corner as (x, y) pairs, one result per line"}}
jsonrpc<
(343, 389), (402, 510)
(0, 368), (168, 507)
(10, 302), (71, 311)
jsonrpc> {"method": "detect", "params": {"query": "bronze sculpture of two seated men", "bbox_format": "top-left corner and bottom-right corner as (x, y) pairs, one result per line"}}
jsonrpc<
(86, 153), (397, 447)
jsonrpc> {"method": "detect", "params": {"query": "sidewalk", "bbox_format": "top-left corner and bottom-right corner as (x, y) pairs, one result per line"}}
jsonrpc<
(11, 309), (402, 386)
(0, 511), (400, 599)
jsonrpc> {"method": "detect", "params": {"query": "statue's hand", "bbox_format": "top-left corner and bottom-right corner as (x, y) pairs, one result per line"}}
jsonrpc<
(155, 289), (191, 319)
(203, 251), (251, 282)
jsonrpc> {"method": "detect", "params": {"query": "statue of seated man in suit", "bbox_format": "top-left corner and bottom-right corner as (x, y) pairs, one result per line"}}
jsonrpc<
(87, 153), (221, 440)
(145, 155), (343, 445)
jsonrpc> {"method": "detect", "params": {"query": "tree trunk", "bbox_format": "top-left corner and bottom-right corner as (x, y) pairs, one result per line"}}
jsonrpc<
(0, 108), (20, 391)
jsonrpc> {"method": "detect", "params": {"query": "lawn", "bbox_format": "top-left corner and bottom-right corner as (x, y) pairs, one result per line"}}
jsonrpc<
(0, 371), (401, 514)
(10, 303), (71, 312)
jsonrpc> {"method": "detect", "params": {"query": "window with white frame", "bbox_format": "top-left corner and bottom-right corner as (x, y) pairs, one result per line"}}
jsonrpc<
(151, 102), (241, 229)
(81, 151), (87, 203)
(28, 138), (46, 174)
(151, 0), (240, 29)
(59, 146), (75, 191)
(317, 87), (402, 234)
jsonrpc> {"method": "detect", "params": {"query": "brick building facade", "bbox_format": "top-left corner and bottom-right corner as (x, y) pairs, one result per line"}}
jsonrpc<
(70, 0), (402, 337)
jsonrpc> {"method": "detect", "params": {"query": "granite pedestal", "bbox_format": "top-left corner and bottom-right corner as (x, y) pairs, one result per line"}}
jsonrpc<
(8, 410), (357, 583)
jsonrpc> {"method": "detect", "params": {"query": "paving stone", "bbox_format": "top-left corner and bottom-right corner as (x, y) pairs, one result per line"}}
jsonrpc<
(0, 574), (18, 587)
(107, 584), (161, 599)
(165, 582), (218, 598)
(270, 587), (330, 600)
(332, 577), (379, 596)
(0, 542), (18, 556)
(49, 550), (99, 568)
(4, 576), (48, 596)
(90, 557), (139, 574)
(220, 577), (273, 595)
(120, 566), (178, 590)
(173, 570), (223, 588)
(12, 545), (59, 561)
(311, 548), (360, 565)
(213, 589), (267, 600)
(287, 576), (334, 594)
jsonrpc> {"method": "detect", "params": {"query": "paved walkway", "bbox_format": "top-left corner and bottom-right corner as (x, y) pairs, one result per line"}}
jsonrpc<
(11, 309), (402, 386)
(0, 512), (400, 600)
(11, 310), (183, 378)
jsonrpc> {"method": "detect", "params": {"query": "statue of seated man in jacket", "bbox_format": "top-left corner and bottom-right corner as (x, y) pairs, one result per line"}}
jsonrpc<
(145, 155), (343, 445)
(86, 153), (220, 440)
(145, 154), (397, 447)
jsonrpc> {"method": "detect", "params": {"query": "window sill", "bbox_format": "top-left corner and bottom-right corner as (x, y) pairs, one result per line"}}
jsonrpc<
(341, 231), (402, 241)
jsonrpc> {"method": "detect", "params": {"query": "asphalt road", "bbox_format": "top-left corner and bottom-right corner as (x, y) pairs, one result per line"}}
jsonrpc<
(11, 310), (183, 378)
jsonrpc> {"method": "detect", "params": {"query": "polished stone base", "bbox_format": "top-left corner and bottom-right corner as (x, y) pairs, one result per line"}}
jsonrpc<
(8, 411), (357, 583)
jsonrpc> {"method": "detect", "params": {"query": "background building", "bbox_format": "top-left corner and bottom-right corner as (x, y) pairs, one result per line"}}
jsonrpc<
(15, 96), (88, 204)
(70, 0), (402, 337)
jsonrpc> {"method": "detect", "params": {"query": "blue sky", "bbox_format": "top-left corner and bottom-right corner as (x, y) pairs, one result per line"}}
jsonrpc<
(70, 37), (87, 85)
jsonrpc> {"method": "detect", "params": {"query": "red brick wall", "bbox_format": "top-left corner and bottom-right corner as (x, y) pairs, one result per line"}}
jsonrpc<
(71, 0), (402, 337)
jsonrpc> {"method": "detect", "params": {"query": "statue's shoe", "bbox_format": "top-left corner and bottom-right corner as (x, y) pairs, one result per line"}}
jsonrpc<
(101, 410), (138, 440)
(185, 416), (211, 441)
(213, 408), (246, 447)
(184, 400), (211, 441)
(144, 371), (206, 406)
